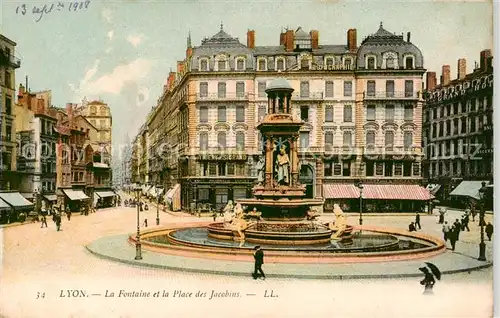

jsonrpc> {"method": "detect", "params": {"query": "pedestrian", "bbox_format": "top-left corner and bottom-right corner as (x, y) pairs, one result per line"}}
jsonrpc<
(415, 213), (421, 230)
(485, 222), (493, 241)
(442, 221), (450, 241)
(40, 215), (48, 228)
(56, 214), (62, 231)
(252, 245), (265, 280)
(67, 211), (72, 221)
(212, 211), (217, 222)
(454, 219), (462, 241)
(408, 222), (416, 232)
(143, 219), (148, 227)
(471, 207), (477, 222)
(449, 226), (457, 251)
(462, 214), (470, 232)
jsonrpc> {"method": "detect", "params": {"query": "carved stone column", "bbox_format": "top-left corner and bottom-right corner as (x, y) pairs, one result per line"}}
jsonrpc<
(265, 136), (274, 187)
(291, 134), (299, 186)
(283, 94), (288, 114)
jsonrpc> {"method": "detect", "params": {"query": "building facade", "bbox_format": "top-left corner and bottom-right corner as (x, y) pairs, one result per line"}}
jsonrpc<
(422, 50), (494, 205)
(0, 34), (21, 190)
(132, 24), (432, 213)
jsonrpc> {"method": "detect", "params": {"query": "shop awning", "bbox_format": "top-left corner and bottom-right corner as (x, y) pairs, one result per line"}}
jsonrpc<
(450, 180), (489, 200)
(95, 191), (116, 198)
(93, 163), (109, 169)
(426, 184), (442, 195)
(362, 185), (434, 201)
(43, 194), (57, 201)
(0, 192), (35, 209)
(21, 193), (34, 200)
(323, 184), (360, 199)
(0, 198), (12, 211)
(63, 189), (90, 201)
(149, 186), (157, 197)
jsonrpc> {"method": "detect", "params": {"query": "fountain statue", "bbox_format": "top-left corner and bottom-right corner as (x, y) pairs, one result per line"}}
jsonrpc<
(208, 77), (353, 244)
(329, 204), (348, 240)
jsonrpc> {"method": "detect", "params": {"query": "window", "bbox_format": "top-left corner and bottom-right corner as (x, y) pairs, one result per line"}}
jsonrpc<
(365, 161), (374, 176)
(236, 82), (245, 97)
(300, 81), (310, 98)
(324, 162), (333, 176)
(5, 70), (11, 88)
(5, 125), (11, 141)
(300, 132), (309, 148)
(217, 82), (226, 98)
(342, 161), (351, 176)
(301, 58), (309, 70)
(367, 81), (376, 97)
(99, 119), (105, 128)
(90, 106), (96, 115)
(199, 82), (208, 97)
(258, 82), (267, 98)
(199, 132), (208, 150)
(385, 162), (393, 176)
(439, 122), (444, 137)
(403, 162), (412, 176)
(470, 116), (476, 132)
(366, 131), (375, 147)
(404, 106), (414, 121)
(367, 57), (375, 70)
(405, 80), (413, 97)
(200, 59), (208, 71)
(366, 105), (376, 121)
(343, 105), (352, 122)
(385, 131), (394, 150)
(325, 58), (334, 68)
(258, 59), (266, 71)
(258, 105), (266, 122)
(344, 58), (352, 69)
(236, 132), (245, 150)
(453, 103), (459, 115)
(461, 117), (467, 133)
(343, 81), (352, 97)
(100, 107), (106, 116)
(324, 131), (334, 147)
(325, 105), (334, 122)
(446, 120), (451, 136)
(325, 81), (334, 97)
(343, 131), (352, 147)
(405, 56), (414, 69)
(461, 102), (467, 113)
(5, 96), (12, 115)
(404, 132), (413, 150)
(386, 56), (395, 69)
(217, 132), (226, 149)
(236, 58), (245, 70)
(453, 118), (459, 135)
(385, 105), (394, 122)
(217, 106), (226, 122)
(217, 59), (226, 71)
(446, 105), (451, 116)
(386, 80), (394, 97)
(218, 162), (226, 176)
(300, 106), (309, 121)
(236, 105), (245, 122)
(276, 58), (285, 71)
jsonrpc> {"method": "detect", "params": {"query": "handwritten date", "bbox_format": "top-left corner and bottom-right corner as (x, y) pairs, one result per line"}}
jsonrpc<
(16, 1), (91, 22)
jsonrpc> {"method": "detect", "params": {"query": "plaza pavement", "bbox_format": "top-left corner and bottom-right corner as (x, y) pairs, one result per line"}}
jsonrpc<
(0, 192), (494, 318)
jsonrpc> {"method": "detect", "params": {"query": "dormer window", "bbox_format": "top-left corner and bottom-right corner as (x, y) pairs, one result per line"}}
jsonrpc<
(217, 59), (227, 71)
(276, 57), (285, 71)
(257, 58), (267, 71)
(367, 56), (376, 70)
(344, 58), (352, 69)
(325, 57), (334, 69)
(386, 56), (395, 69)
(405, 56), (414, 69)
(383, 52), (399, 69)
(200, 59), (209, 71)
(236, 57), (245, 71)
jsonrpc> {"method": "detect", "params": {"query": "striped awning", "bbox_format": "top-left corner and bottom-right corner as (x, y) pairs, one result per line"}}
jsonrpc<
(0, 192), (35, 209)
(323, 184), (360, 199)
(362, 185), (434, 201)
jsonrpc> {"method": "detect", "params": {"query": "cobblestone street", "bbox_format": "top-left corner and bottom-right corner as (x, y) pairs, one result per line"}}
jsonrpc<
(0, 197), (493, 317)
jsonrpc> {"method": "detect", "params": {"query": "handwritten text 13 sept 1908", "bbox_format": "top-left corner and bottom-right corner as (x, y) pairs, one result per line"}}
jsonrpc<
(16, 1), (91, 23)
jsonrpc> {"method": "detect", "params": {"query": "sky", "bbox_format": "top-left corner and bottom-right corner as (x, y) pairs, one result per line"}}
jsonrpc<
(0, 0), (494, 165)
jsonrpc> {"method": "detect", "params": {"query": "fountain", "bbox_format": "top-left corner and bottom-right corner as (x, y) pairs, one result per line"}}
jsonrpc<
(207, 78), (353, 245)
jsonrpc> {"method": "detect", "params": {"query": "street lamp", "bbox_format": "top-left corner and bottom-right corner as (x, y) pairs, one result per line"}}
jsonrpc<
(134, 184), (143, 260)
(477, 181), (487, 262)
(156, 185), (162, 225)
(358, 183), (364, 227)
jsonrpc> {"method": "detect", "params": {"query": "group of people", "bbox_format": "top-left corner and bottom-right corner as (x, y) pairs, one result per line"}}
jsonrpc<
(124, 199), (148, 211)
(408, 213), (422, 232)
(441, 209), (494, 250)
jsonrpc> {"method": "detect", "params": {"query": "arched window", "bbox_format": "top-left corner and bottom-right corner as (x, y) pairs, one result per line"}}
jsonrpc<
(343, 131), (352, 147)
(236, 132), (245, 150)
(366, 131), (375, 148)
(217, 59), (227, 71)
(217, 132), (226, 149)
(200, 59), (208, 71)
(257, 58), (267, 71)
(405, 56), (414, 69)
(344, 58), (352, 69)
(100, 106), (106, 116)
(236, 58), (245, 70)
(276, 58), (285, 71)
(90, 106), (96, 115)
(386, 56), (395, 69)
(367, 57), (376, 70)
(199, 132), (208, 150)
(325, 57), (334, 68)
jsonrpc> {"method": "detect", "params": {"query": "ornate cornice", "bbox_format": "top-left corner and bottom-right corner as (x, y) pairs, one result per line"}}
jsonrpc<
(400, 122), (417, 131)
(381, 122), (398, 131)
(232, 123), (248, 131)
(214, 122), (231, 131)
(197, 123), (212, 131)
(363, 122), (380, 130)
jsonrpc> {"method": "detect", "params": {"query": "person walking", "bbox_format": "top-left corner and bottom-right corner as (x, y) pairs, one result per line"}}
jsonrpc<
(67, 210), (72, 221)
(471, 208), (477, 222)
(442, 221), (450, 242)
(143, 218), (148, 227)
(415, 213), (421, 230)
(453, 219), (462, 241)
(55, 214), (62, 231)
(462, 214), (470, 232)
(40, 215), (48, 228)
(449, 225), (457, 251)
(212, 211), (217, 222)
(485, 222), (493, 241)
(252, 246), (266, 280)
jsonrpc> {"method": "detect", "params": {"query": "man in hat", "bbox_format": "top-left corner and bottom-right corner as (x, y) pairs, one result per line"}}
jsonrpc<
(253, 246), (265, 280)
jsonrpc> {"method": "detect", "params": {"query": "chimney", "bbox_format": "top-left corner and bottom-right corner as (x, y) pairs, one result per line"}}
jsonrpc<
(167, 72), (176, 90)
(18, 83), (25, 96)
(440, 65), (450, 86)
(426, 72), (437, 91)
(280, 31), (286, 46)
(285, 29), (294, 52)
(407, 32), (411, 43)
(186, 47), (192, 59)
(457, 58), (467, 80)
(480, 49), (492, 70)
(347, 29), (357, 51)
(310, 30), (319, 49)
(177, 61), (185, 74)
(247, 30), (255, 48)
(37, 98), (45, 114)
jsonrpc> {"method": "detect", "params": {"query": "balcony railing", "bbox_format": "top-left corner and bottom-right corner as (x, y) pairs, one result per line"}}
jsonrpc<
(364, 91), (420, 99)
(196, 93), (249, 101)
(293, 92), (324, 100)
(0, 51), (21, 69)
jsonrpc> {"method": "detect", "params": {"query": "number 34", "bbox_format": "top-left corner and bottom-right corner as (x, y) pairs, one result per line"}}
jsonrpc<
(36, 292), (46, 299)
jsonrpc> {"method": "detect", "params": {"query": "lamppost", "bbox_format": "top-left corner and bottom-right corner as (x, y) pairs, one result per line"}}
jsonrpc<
(358, 183), (364, 227)
(134, 185), (142, 260)
(156, 185), (162, 225)
(477, 181), (487, 262)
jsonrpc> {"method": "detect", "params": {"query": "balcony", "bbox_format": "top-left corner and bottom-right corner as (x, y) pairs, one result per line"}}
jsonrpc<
(196, 93), (249, 102)
(364, 91), (420, 100)
(293, 92), (324, 100)
(0, 50), (21, 69)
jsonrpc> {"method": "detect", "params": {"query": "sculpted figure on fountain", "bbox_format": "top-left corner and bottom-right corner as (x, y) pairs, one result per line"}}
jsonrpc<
(256, 156), (265, 185)
(275, 145), (290, 186)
